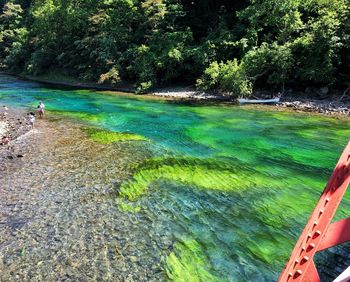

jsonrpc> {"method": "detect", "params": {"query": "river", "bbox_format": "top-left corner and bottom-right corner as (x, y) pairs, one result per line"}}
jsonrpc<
(0, 74), (349, 281)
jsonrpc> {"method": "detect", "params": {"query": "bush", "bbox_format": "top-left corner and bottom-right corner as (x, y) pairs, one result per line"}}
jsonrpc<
(219, 60), (252, 97)
(136, 81), (153, 94)
(25, 48), (56, 75)
(243, 43), (293, 90)
(3, 27), (29, 70)
(197, 59), (252, 97)
(98, 66), (121, 85)
(196, 61), (220, 90)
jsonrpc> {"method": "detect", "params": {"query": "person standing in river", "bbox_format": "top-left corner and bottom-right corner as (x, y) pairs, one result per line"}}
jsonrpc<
(37, 101), (45, 118)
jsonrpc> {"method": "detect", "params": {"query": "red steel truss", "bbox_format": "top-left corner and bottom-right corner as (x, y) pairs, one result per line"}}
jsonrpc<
(279, 141), (350, 282)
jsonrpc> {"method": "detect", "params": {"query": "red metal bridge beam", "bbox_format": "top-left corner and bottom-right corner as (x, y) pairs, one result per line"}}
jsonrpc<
(279, 141), (350, 282)
(318, 218), (350, 251)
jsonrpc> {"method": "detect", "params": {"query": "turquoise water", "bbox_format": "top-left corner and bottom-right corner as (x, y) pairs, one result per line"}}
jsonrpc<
(0, 74), (349, 281)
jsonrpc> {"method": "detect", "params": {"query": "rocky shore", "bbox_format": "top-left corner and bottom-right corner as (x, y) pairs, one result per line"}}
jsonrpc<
(175, 92), (350, 117)
(0, 107), (34, 162)
(277, 99), (350, 116)
(269, 87), (349, 116)
(0, 111), (168, 281)
(151, 87), (222, 100)
(153, 90), (350, 116)
(0, 108), (32, 138)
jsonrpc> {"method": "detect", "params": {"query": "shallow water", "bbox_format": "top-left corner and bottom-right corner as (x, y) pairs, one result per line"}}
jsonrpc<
(0, 74), (349, 281)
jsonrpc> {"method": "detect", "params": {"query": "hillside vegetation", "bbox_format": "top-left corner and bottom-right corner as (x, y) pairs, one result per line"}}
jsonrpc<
(0, 0), (349, 96)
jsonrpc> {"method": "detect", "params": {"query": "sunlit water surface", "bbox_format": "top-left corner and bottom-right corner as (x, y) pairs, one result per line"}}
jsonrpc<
(0, 74), (349, 281)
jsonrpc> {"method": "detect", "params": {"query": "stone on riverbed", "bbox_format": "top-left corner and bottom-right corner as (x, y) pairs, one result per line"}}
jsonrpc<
(0, 121), (8, 136)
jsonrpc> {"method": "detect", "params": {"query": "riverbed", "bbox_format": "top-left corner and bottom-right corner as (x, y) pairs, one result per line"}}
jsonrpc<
(0, 74), (350, 281)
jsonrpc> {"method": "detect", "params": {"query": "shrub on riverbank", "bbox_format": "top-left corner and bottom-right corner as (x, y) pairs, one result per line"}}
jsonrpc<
(196, 60), (252, 97)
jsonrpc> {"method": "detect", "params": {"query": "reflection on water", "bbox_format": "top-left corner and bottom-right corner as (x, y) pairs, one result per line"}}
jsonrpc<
(0, 74), (349, 280)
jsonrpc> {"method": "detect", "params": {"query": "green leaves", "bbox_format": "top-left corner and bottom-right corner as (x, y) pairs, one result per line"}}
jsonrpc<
(197, 59), (252, 98)
(0, 0), (349, 93)
(0, 2), (23, 28)
(0, 1), (27, 69)
(237, 0), (350, 87)
(243, 42), (293, 86)
(98, 66), (121, 85)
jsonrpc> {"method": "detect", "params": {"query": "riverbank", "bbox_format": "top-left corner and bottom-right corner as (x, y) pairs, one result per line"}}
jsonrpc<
(151, 89), (350, 116)
(18, 73), (223, 100)
(2, 72), (350, 116)
(0, 111), (167, 281)
(277, 98), (350, 116)
(0, 108), (35, 162)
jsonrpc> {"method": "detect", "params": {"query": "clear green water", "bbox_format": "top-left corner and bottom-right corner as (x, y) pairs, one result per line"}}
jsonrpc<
(1, 74), (349, 281)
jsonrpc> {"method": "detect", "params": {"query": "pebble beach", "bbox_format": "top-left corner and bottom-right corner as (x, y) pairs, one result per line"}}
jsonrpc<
(0, 110), (167, 281)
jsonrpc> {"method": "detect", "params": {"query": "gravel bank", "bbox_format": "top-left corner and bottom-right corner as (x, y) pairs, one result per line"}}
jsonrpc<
(0, 115), (169, 281)
(151, 87), (223, 100)
(277, 98), (350, 116)
(154, 92), (350, 116)
(0, 108), (35, 160)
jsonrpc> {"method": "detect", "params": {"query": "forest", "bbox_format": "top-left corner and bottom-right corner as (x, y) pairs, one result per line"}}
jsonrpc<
(0, 0), (349, 96)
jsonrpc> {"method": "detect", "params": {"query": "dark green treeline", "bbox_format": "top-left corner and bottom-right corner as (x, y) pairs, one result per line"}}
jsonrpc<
(0, 0), (349, 96)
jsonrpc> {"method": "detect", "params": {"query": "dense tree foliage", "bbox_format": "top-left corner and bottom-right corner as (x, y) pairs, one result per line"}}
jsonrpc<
(0, 0), (349, 96)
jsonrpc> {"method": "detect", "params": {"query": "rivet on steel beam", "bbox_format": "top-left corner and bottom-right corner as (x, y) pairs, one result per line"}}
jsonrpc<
(318, 209), (324, 218)
(325, 198), (330, 206)
(301, 256), (309, 263)
(314, 230), (322, 238)
(307, 243), (316, 251)
(294, 270), (302, 278)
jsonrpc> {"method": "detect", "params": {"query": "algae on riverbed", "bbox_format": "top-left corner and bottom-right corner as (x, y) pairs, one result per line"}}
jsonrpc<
(166, 239), (220, 282)
(118, 155), (328, 202)
(84, 128), (147, 144)
(119, 157), (258, 201)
